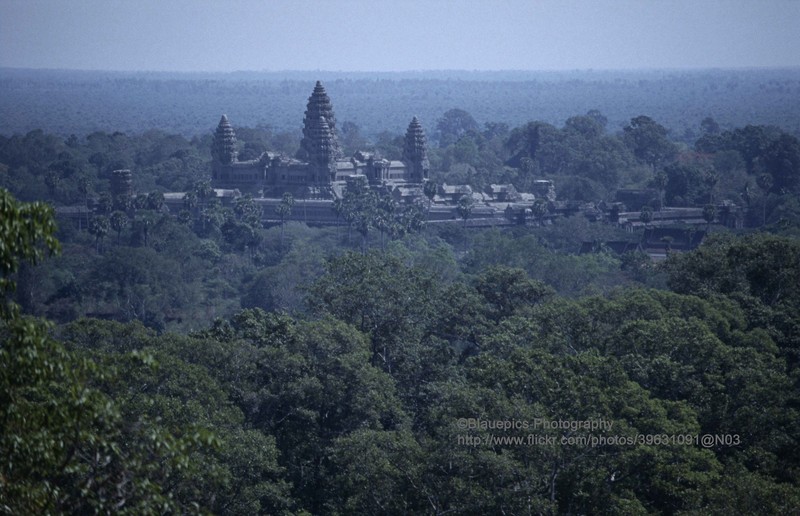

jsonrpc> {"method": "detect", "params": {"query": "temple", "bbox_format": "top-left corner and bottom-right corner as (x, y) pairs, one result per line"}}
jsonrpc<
(211, 81), (429, 199)
(54, 81), (743, 261)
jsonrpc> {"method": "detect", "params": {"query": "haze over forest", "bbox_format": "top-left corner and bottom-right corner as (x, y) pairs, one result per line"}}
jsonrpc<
(2, 67), (800, 141)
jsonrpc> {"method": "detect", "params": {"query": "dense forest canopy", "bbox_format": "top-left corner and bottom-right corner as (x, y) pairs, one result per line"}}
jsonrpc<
(2, 70), (800, 513)
(4, 187), (800, 512)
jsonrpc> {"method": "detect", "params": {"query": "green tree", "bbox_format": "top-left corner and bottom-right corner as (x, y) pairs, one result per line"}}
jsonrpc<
(182, 189), (198, 211)
(133, 193), (148, 211)
(112, 193), (132, 212)
(756, 172), (773, 226)
(109, 210), (129, 242)
(145, 190), (164, 211)
(134, 213), (156, 247)
(96, 191), (113, 214)
(199, 199), (225, 236)
(234, 194), (260, 224)
(666, 233), (800, 311)
(531, 198), (549, 226)
(640, 205), (654, 230)
(704, 169), (719, 203)
(435, 108), (479, 147)
(0, 188), (60, 309)
(623, 115), (677, 169)
(326, 429), (424, 513)
(763, 133), (800, 194)
(457, 194), (474, 252)
(193, 179), (214, 209)
(88, 151), (107, 176)
(43, 168), (61, 199)
(475, 265), (554, 321)
(0, 189), (215, 514)
(177, 208), (192, 225)
(375, 194), (396, 249)
(275, 192), (294, 249)
(88, 215), (110, 253)
(397, 201), (425, 237)
(332, 197), (346, 234)
(340, 120), (367, 155)
(703, 203), (717, 232)
(307, 251), (439, 372)
(423, 180), (438, 207)
(77, 175), (92, 228)
(654, 170), (668, 210)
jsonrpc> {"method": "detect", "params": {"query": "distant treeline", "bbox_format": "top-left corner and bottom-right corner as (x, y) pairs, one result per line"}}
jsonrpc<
(2, 67), (799, 141)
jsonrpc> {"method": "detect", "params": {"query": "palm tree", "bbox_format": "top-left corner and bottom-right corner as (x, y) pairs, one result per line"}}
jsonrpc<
(281, 192), (295, 210)
(113, 194), (132, 213)
(423, 180), (438, 223)
(96, 192), (113, 215)
(235, 194), (260, 226)
(177, 209), (192, 225)
(183, 190), (198, 211)
(78, 176), (91, 229)
(401, 201), (425, 236)
(193, 179), (215, 210)
(531, 198), (548, 226)
(332, 197), (345, 233)
(275, 193), (294, 249)
(704, 170), (719, 204)
(756, 173), (773, 226)
(135, 215), (154, 247)
(653, 170), (667, 210)
(88, 215), (110, 253)
(640, 205), (654, 228)
(109, 210), (128, 242)
(133, 193), (148, 211)
(702, 204), (717, 233)
(343, 205), (357, 244)
(376, 195), (396, 249)
(200, 200), (224, 236)
(146, 191), (165, 211)
(660, 235), (674, 256)
(457, 195), (474, 252)
(354, 214), (372, 254)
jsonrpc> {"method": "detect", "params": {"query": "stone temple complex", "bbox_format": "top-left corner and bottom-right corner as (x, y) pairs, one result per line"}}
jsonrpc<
(52, 79), (744, 262)
(211, 81), (429, 199)
(54, 80), (742, 260)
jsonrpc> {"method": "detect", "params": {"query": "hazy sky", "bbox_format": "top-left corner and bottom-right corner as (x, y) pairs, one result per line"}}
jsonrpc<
(1, 0), (799, 72)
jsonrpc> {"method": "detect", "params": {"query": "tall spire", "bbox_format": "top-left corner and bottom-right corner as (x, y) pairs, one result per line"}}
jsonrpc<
(212, 114), (238, 164)
(403, 116), (430, 182)
(312, 116), (334, 162)
(301, 81), (342, 160)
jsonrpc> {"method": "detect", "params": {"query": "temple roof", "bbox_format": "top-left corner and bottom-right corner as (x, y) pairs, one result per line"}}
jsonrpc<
(301, 81), (342, 162)
(403, 116), (429, 163)
(213, 113), (238, 164)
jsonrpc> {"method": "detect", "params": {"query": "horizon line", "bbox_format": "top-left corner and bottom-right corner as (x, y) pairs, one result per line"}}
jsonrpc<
(3, 65), (800, 75)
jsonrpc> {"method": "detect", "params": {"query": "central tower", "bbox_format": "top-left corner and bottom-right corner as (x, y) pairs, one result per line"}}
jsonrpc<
(402, 116), (430, 182)
(300, 81), (342, 183)
(212, 114), (238, 165)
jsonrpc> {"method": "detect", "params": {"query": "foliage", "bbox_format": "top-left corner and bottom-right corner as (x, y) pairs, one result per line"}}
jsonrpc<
(623, 115), (678, 169)
(0, 188), (60, 306)
(0, 190), (236, 514)
(3, 85), (800, 513)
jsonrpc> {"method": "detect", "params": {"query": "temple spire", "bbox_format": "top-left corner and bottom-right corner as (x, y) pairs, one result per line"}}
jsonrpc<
(300, 81), (342, 161)
(403, 116), (430, 182)
(212, 114), (238, 164)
